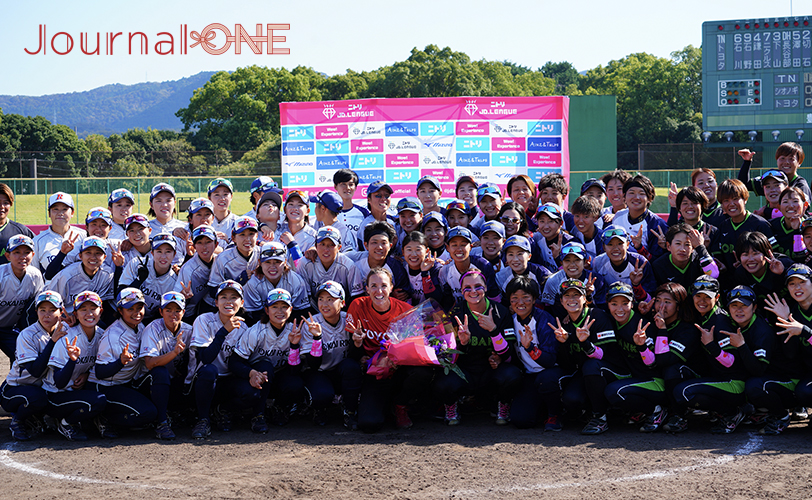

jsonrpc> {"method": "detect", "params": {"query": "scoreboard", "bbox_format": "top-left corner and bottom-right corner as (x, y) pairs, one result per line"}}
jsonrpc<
(702, 16), (812, 131)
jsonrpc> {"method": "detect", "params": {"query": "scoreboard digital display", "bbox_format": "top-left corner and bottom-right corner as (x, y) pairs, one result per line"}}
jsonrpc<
(702, 16), (812, 131)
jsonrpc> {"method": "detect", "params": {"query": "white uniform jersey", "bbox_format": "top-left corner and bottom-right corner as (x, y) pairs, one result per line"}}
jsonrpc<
(438, 261), (486, 303)
(173, 253), (213, 320)
(63, 237), (122, 275)
(47, 262), (114, 313)
(313, 220), (357, 252)
(243, 208), (257, 220)
(119, 255), (178, 320)
(243, 271), (310, 313)
(277, 222), (317, 253)
(88, 318), (145, 386)
(495, 266), (541, 294)
(108, 223), (127, 241)
(5, 321), (59, 386)
(300, 312), (350, 372)
(211, 212), (238, 242)
(300, 254), (364, 309)
(233, 321), (292, 371)
(189, 312), (245, 379)
(139, 317), (193, 379)
(338, 204), (370, 235)
(204, 246), (258, 305)
(149, 218), (185, 235)
(32, 226), (85, 275)
(42, 324), (101, 393)
(514, 315), (543, 373)
(0, 263), (44, 330)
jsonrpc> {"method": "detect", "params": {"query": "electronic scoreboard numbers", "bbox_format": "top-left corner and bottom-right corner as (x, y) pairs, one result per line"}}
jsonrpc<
(702, 17), (812, 131)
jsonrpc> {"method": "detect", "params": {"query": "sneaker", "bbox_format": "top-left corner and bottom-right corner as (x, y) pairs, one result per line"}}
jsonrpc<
(580, 414), (608, 435)
(155, 420), (176, 440)
(626, 412), (646, 425)
(444, 402), (460, 426)
(662, 414), (689, 433)
(94, 416), (119, 439)
(192, 418), (211, 439)
(9, 415), (31, 441)
(25, 415), (46, 437)
(760, 413), (791, 435)
(57, 419), (87, 442)
(343, 410), (358, 431)
(312, 407), (328, 427)
(711, 408), (746, 434)
(394, 404), (413, 429)
(791, 407), (808, 421)
(640, 405), (668, 433)
(544, 415), (562, 432)
(270, 405), (290, 426)
(495, 401), (510, 426)
(212, 405), (232, 432)
(744, 410), (769, 426)
(251, 414), (269, 434)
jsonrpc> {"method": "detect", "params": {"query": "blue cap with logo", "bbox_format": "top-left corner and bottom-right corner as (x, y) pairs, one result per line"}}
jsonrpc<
(317, 281), (345, 300)
(108, 188), (135, 205)
(316, 225), (342, 245)
(580, 178), (607, 195)
(447, 226), (474, 243)
(561, 242), (587, 260)
(125, 214), (150, 230)
(116, 287), (145, 309)
(396, 197), (422, 214)
(250, 176), (273, 194)
(232, 216), (259, 235)
(536, 202), (563, 220)
(259, 242), (287, 262)
(80, 236), (107, 253)
(160, 291), (186, 309)
(417, 175), (442, 191)
(216, 280), (244, 299)
(74, 291), (102, 309)
(7, 235), (34, 252)
(207, 178), (234, 195)
(187, 198), (214, 215)
(421, 212), (448, 231)
(150, 183), (175, 201)
(503, 235), (532, 253)
(192, 225), (217, 243)
(367, 180), (393, 196)
(479, 220), (506, 239)
(601, 225), (629, 244)
(265, 288), (292, 306)
(36, 290), (64, 309)
(86, 207), (113, 226)
(476, 183), (501, 202)
(310, 190), (343, 213)
(151, 233), (177, 251)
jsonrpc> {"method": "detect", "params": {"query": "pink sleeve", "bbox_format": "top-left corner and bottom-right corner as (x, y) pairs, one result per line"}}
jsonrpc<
(288, 347), (301, 366)
(640, 348), (655, 365)
(310, 339), (323, 357)
(586, 346), (604, 360)
(715, 351), (735, 368)
(654, 336), (670, 355)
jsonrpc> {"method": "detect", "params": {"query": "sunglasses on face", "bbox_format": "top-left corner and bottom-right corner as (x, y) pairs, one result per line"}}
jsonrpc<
(500, 217), (521, 224)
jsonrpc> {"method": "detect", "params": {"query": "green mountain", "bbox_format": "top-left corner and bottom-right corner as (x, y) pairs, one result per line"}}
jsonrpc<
(0, 71), (216, 138)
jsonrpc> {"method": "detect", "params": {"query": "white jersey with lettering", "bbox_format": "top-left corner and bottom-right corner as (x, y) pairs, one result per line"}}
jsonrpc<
(188, 312), (245, 379)
(299, 253), (364, 309)
(211, 212), (238, 242)
(300, 312), (350, 372)
(63, 237), (122, 275)
(205, 246), (257, 305)
(0, 263), (44, 330)
(88, 318), (145, 386)
(32, 226), (85, 275)
(42, 324), (102, 393)
(233, 321), (292, 371)
(338, 204), (370, 235)
(243, 271), (310, 313)
(47, 262), (114, 313)
(173, 253), (213, 320)
(139, 317), (193, 379)
(119, 255), (178, 320)
(5, 321), (58, 386)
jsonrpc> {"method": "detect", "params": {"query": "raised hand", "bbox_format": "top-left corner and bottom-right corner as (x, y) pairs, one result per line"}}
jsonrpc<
(638, 298), (655, 316)
(185, 236), (195, 257)
(520, 323), (534, 349)
(695, 323), (715, 345)
(110, 244), (125, 267)
(180, 281), (194, 300)
(51, 320), (68, 342)
(454, 315), (471, 345)
(687, 228), (702, 248)
(472, 308), (496, 332)
(347, 318), (365, 347)
(119, 239), (133, 252)
(120, 343), (133, 365)
(260, 226), (274, 242)
(668, 182), (679, 208)
(633, 319), (650, 346)
(65, 337), (81, 361)
(631, 227), (644, 251)
(721, 328), (745, 348)
(288, 318), (303, 345)
(651, 226), (667, 250)
(653, 301), (666, 329)
(421, 254), (437, 273)
(764, 293), (791, 319)
(585, 272), (596, 297)
(279, 232), (294, 245)
(776, 314), (805, 342)
(60, 232), (79, 255)
(173, 227), (189, 240)
(550, 233), (563, 260)
(738, 148), (756, 161)
(630, 258), (645, 286)
(575, 315), (595, 342)
(223, 316), (242, 333)
(173, 332), (186, 355)
(701, 224), (712, 247)
(304, 313), (322, 338)
(767, 252), (785, 275)
(249, 369), (269, 389)
(548, 317), (569, 344)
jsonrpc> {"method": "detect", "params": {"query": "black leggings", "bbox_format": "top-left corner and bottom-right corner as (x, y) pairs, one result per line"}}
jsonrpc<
(605, 377), (666, 415)
(359, 366), (435, 433)
(672, 377), (745, 414)
(510, 368), (564, 429)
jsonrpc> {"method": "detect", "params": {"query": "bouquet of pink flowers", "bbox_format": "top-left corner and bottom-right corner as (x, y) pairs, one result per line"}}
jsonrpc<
(367, 299), (466, 382)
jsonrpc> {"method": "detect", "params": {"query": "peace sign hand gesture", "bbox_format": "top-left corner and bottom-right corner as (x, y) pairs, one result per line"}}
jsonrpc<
(110, 244), (125, 267)
(687, 228), (702, 249)
(585, 272), (596, 297)
(180, 281), (194, 300)
(420, 254), (437, 273)
(630, 258), (645, 286)
(551, 233), (563, 260)
(575, 316), (595, 343)
(65, 337), (81, 362)
(633, 319), (650, 346)
(60, 232), (80, 255)
(631, 227), (644, 251)
(347, 318), (365, 348)
(767, 251), (785, 275)
(668, 182), (679, 208)
(304, 313), (322, 338)
(288, 318), (303, 345)
(651, 226), (667, 250)
(520, 323), (534, 349)
(738, 148), (756, 161)
(548, 317), (569, 344)
(454, 315), (471, 346)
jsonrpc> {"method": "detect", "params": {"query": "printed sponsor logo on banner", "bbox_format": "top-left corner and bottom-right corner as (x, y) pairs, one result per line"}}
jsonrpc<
(421, 155), (453, 166)
(528, 121), (562, 136)
(386, 154), (419, 167)
(316, 124), (347, 139)
(385, 122), (419, 136)
(388, 185), (416, 197)
(355, 170), (384, 184)
(492, 122), (526, 135)
(492, 153), (526, 167)
(527, 168), (562, 182)
(322, 105), (336, 120)
(421, 140), (453, 149)
(316, 155), (350, 169)
(350, 125), (383, 137)
(492, 137), (526, 151)
(420, 169), (455, 182)
(283, 172), (314, 186)
(282, 141), (314, 155)
(528, 153), (562, 167)
(456, 153), (490, 166)
(456, 121), (489, 135)
(387, 139), (419, 151)
(479, 101), (517, 116)
(464, 100), (479, 115)
(283, 126), (314, 140)
(493, 172), (516, 179)
(351, 154), (383, 168)
(420, 122), (454, 136)
(386, 169), (418, 183)
(527, 137), (562, 152)
(316, 140), (348, 155)
(455, 137), (489, 152)
(284, 160), (314, 170)
(351, 138), (383, 153)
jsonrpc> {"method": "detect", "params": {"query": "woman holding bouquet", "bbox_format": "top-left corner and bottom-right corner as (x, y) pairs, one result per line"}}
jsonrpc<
(435, 270), (522, 426)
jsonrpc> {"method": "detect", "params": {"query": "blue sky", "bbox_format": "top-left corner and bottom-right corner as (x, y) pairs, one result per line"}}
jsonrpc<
(0, 0), (807, 96)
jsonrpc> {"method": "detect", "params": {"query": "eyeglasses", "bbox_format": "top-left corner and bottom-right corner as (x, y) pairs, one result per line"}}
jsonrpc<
(500, 217), (521, 224)
(461, 284), (485, 294)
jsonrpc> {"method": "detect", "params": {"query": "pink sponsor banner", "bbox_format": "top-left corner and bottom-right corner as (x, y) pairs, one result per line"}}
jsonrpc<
(492, 137), (526, 151)
(420, 168), (455, 182)
(389, 184), (416, 197)
(456, 121), (489, 135)
(386, 154), (419, 168)
(351, 138), (383, 153)
(528, 152), (562, 167)
(316, 124), (348, 139)
(441, 184), (456, 198)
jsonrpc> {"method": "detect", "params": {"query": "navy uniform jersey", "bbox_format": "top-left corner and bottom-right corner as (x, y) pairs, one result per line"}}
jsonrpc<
(769, 217), (806, 261)
(555, 307), (620, 373)
(591, 251), (656, 297)
(710, 212), (773, 272)
(732, 256), (794, 311)
(300, 312), (350, 372)
(449, 300), (516, 373)
(300, 253), (364, 309)
(495, 263), (550, 307)
(42, 324), (102, 393)
(0, 221), (35, 265)
(188, 312), (245, 379)
(651, 245), (715, 292)
(404, 261), (444, 306)
(233, 321), (292, 372)
(205, 246), (257, 305)
(611, 208), (668, 260)
(532, 231), (577, 273)
(243, 271), (310, 313)
(513, 308), (557, 374)
(439, 256), (500, 306)
(47, 262), (114, 314)
(702, 201), (728, 229)
(119, 255), (178, 322)
(652, 319), (701, 372)
(5, 321), (59, 386)
(613, 311), (657, 379)
(139, 317), (193, 379)
(350, 253), (414, 299)
(703, 314), (772, 380)
(32, 226), (85, 275)
(88, 318), (145, 386)
(173, 253), (213, 321)
(0, 263), (44, 331)
(338, 204), (370, 236)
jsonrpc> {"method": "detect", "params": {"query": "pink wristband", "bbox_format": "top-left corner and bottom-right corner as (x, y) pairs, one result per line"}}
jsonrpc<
(310, 338), (323, 357)
(288, 348), (301, 366)
(716, 351), (735, 368)
(640, 348), (655, 365)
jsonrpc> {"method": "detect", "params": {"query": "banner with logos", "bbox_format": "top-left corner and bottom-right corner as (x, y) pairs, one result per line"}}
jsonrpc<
(279, 96), (569, 200)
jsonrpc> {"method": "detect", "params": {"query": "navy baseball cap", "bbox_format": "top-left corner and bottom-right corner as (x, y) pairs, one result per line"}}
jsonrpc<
(187, 198), (214, 215)
(258, 190), (283, 210)
(417, 175), (442, 191)
(445, 200), (471, 216)
(561, 242), (587, 260)
(447, 226), (474, 243)
(207, 178), (234, 195)
(759, 169), (789, 185)
(580, 178), (607, 195)
(285, 190), (309, 205)
(151, 233), (177, 251)
(250, 176), (273, 194)
(480, 220), (506, 239)
(536, 202), (563, 220)
(108, 188), (135, 205)
(310, 191), (343, 213)
(192, 225), (217, 243)
(504, 235), (532, 253)
(7, 235), (34, 252)
(216, 280), (244, 299)
(125, 214), (150, 230)
(456, 176), (478, 190)
(691, 276), (720, 297)
(316, 225), (342, 245)
(477, 183), (501, 202)
(259, 242), (287, 262)
(266, 288), (292, 307)
(560, 278), (587, 296)
(602, 225), (629, 244)
(86, 207), (113, 226)
(317, 281), (345, 300)
(232, 216), (259, 235)
(116, 288), (145, 309)
(728, 286), (756, 306)
(160, 291), (186, 309)
(150, 183), (175, 201)
(786, 263), (812, 284)
(421, 212), (448, 230)
(367, 181), (393, 196)
(605, 281), (634, 301)
(396, 197), (422, 214)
